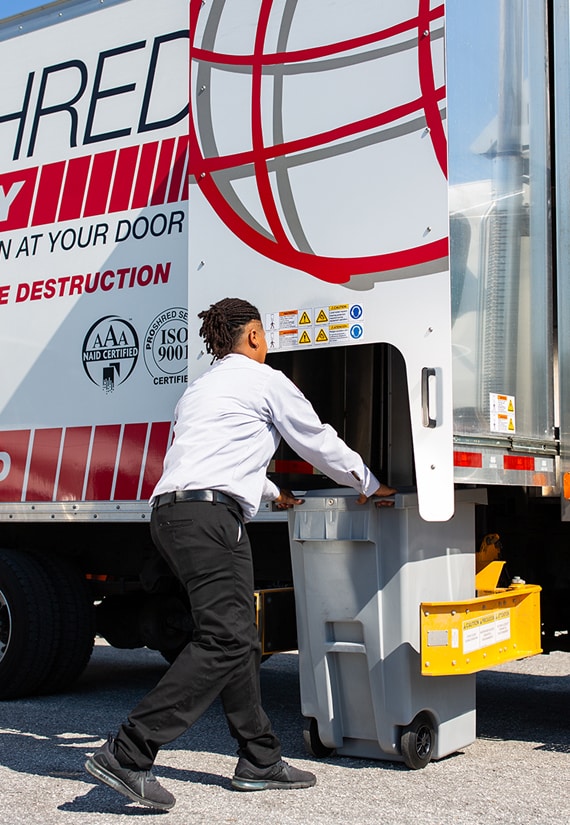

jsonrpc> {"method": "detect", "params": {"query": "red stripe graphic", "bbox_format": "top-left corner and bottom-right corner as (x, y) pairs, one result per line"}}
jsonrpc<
(26, 428), (62, 500)
(32, 162), (65, 226)
(131, 142), (159, 209)
(167, 136), (189, 203)
(140, 421), (172, 500)
(57, 426), (92, 500)
(0, 423), (172, 504)
(109, 145), (139, 213)
(59, 155), (91, 222)
(114, 423), (149, 500)
(84, 424), (121, 500)
(151, 138), (176, 205)
(0, 137), (188, 233)
(0, 430), (31, 502)
(84, 151), (116, 218)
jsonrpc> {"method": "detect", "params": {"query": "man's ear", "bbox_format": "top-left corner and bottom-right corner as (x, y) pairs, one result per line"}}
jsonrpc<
(248, 325), (260, 350)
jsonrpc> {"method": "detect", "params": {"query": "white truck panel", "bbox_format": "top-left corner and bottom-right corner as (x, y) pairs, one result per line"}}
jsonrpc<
(0, 0), (189, 507)
(188, 0), (454, 521)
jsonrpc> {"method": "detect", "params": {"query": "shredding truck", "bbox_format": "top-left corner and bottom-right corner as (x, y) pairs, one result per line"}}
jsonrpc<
(0, 0), (567, 713)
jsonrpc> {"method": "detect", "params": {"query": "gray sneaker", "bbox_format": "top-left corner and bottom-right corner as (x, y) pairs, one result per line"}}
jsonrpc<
(231, 756), (316, 791)
(85, 735), (175, 811)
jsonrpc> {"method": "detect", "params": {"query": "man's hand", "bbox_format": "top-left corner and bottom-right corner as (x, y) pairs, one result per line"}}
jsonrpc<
(356, 482), (397, 506)
(274, 489), (305, 509)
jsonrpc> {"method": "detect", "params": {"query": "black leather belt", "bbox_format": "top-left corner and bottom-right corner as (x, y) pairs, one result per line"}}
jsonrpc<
(152, 489), (241, 513)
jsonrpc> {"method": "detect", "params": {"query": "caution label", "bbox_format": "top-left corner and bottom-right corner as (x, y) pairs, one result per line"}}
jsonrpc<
(278, 329), (299, 348)
(329, 304), (350, 323)
(490, 392), (516, 433)
(462, 609), (511, 654)
(329, 323), (350, 343)
(279, 310), (298, 330)
(265, 304), (364, 349)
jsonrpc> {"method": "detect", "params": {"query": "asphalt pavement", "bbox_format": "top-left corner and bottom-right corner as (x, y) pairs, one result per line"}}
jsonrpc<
(0, 640), (568, 825)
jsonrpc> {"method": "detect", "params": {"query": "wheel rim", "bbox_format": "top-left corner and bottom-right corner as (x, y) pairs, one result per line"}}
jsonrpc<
(0, 588), (12, 663)
(415, 724), (432, 759)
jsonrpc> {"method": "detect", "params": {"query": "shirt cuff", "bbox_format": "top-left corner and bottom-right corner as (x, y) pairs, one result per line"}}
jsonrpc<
(262, 478), (281, 501)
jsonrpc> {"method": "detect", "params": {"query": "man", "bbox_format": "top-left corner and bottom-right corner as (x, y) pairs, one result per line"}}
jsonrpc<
(85, 297), (396, 810)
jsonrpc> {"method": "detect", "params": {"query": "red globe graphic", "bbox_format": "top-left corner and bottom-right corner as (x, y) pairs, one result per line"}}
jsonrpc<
(189, 0), (448, 285)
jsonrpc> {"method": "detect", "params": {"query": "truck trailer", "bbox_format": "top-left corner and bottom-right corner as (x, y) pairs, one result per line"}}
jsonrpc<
(0, 0), (567, 719)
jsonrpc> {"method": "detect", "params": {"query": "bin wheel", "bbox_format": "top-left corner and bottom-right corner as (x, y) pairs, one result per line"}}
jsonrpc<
(303, 717), (335, 758)
(400, 712), (435, 770)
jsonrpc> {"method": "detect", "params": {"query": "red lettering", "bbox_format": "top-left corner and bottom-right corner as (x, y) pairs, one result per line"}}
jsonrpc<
(137, 265), (153, 286)
(155, 261), (170, 284)
(101, 270), (115, 290)
(30, 280), (43, 300)
(0, 285), (10, 305)
(16, 282), (30, 302)
(57, 276), (70, 296)
(70, 274), (84, 295)
(0, 169), (38, 230)
(116, 267), (130, 288)
(43, 278), (56, 299)
(85, 272), (100, 293)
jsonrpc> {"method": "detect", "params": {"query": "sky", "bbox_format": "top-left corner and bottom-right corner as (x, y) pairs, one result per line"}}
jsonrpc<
(1, 0), (46, 18)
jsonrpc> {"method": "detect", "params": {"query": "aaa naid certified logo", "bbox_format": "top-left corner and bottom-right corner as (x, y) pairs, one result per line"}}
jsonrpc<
(144, 307), (188, 386)
(82, 315), (139, 393)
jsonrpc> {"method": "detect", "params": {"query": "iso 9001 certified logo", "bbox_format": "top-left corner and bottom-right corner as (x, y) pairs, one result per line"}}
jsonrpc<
(144, 307), (188, 386)
(82, 315), (139, 393)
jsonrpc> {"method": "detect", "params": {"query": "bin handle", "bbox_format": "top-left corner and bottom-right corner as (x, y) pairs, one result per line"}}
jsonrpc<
(421, 367), (437, 429)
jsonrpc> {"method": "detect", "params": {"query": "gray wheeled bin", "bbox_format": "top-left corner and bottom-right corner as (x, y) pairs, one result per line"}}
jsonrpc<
(288, 488), (486, 769)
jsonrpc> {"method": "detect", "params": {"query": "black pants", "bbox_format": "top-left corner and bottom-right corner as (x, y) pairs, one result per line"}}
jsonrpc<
(113, 499), (282, 771)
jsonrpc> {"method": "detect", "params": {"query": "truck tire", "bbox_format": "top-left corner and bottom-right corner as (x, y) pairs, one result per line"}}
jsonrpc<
(30, 553), (95, 694)
(0, 548), (58, 700)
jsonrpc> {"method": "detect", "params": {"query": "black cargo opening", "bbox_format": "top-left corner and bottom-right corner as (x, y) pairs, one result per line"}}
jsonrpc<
(266, 342), (415, 493)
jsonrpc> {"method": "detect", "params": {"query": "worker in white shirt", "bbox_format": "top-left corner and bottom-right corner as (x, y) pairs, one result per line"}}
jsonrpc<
(86, 297), (396, 811)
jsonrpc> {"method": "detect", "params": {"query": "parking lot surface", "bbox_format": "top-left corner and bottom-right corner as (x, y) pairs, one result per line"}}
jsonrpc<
(0, 641), (568, 825)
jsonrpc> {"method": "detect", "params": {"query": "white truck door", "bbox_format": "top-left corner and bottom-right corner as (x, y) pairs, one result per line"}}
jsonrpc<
(188, 0), (453, 521)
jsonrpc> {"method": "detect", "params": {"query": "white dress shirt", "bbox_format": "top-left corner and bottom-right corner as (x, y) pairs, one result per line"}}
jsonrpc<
(151, 353), (380, 520)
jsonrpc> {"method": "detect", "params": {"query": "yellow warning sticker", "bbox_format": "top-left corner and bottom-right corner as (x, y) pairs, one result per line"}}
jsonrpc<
(462, 609), (511, 654)
(299, 330), (311, 344)
(328, 305), (350, 323)
(490, 392), (516, 434)
(316, 309), (328, 324)
(329, 324), (350, 342)
(299, 311), (311, 326)
(316, 328), (328, 343)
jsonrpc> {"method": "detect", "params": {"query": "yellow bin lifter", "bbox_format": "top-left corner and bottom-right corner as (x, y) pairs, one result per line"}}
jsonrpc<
(420, 535), (542, 676)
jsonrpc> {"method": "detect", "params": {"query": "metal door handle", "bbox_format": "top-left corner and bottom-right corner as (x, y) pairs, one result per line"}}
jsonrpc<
(422, 367), (437, 428)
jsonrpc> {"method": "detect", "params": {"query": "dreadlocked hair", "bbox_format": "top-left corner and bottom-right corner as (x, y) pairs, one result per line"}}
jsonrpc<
(197, 297), (261, 360)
